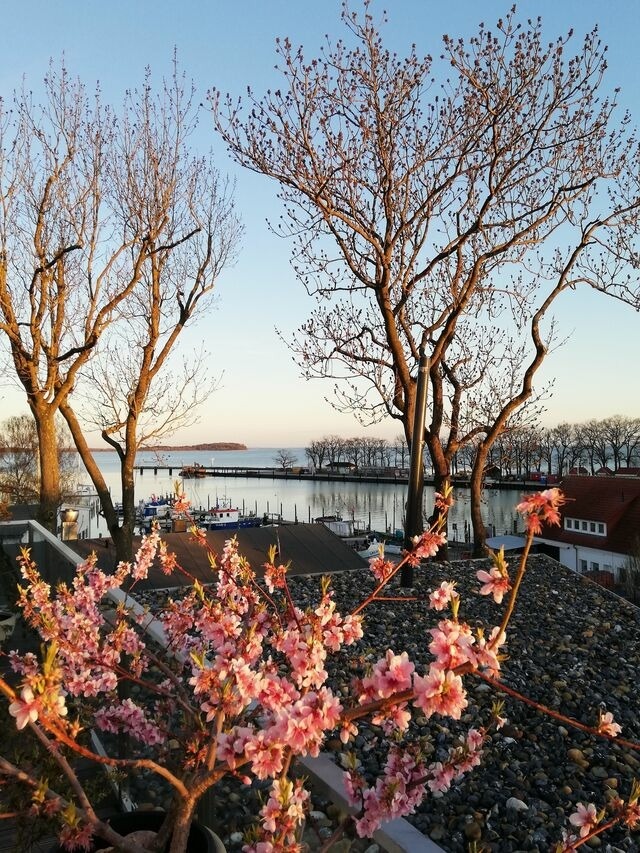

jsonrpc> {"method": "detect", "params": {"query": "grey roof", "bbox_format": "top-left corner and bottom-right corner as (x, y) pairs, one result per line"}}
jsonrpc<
(70, 523), (368, 590)
(485, 534), (528, 552)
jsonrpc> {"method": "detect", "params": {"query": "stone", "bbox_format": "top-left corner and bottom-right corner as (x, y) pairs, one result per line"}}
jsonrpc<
(463, 820), (482, 841)
(506, 797), (529, 812)
(429, 825), (446, 841)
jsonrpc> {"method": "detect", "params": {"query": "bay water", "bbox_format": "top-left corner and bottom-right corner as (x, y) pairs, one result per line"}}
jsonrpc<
(86, 447), (523, 542)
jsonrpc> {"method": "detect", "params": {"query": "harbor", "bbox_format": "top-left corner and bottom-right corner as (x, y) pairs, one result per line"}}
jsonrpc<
(87, 448), (532, 543)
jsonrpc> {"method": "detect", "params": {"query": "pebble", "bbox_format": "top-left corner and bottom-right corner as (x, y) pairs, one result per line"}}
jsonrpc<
(506, 797), (529, 812)
(130, 553), (640, 852)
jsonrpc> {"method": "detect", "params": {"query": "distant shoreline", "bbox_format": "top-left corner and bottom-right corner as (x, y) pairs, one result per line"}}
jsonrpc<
(88, 443), (248, 452)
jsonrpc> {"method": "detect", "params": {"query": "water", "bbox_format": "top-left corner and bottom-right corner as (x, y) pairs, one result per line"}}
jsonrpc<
(86, 447), (523, 540)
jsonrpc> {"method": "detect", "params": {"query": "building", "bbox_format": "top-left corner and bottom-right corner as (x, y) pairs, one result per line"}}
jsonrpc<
(534, 475), (640, 581)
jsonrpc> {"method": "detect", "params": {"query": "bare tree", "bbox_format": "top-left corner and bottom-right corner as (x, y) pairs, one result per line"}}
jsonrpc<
(305, 440), (326, 471)
(602, 415), (640, 471)
(0, 415), (39, 503)
(213, 6), (640, 552)
(273, 449), (298, 469)
(0, 414), (78, 506)
(0, 63), (241, 555)
(60, 68), (241, 560)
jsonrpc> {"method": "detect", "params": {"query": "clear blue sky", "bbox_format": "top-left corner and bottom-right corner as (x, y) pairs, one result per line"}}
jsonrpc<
(1, 1), (639, 446)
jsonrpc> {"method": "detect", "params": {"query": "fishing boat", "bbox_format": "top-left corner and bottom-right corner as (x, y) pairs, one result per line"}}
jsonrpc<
(179, 463), (208, 479)
(198, 501), (262, 530)
(137, 495), (174, 519)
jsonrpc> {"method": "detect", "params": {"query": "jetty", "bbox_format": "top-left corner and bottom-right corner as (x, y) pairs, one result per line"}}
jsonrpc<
(136, 464), (539, 490)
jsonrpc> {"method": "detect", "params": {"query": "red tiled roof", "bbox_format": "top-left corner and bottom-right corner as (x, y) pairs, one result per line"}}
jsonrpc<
(539, 476), (640, 555)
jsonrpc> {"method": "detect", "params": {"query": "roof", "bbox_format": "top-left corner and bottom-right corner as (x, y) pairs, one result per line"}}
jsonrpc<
(69, 523), (368, 590)
(539, 475), (640, 555)
(485, 534), (528, 552)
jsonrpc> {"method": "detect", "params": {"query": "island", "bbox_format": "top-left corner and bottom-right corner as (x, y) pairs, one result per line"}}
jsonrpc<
(148, 443), (247, 451)
(89, 442), (248, 452)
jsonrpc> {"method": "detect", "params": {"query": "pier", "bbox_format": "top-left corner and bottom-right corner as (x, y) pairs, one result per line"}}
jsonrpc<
(136, 464), (540, 490)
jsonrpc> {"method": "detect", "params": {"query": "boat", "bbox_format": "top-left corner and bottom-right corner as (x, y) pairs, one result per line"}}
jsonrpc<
(198, 501), (262, 530)
(136, 495), (176, 529)
(357, 537), (403, 559)
(179, 463), (208, 479)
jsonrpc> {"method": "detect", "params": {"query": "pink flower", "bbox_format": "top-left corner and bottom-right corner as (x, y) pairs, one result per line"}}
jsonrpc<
(429, 581), (456, 611)
(597, 710), (622, 737)
(9, 686), (39, 729)
(369, 554), (396, 583)
(623, 801), (640, 829)
(360, 650), (415, 700)
(428, 619), (474, 670)
(569, 802), (598, 837)
(409, 531), (446, 562)
(427, 761), (455, 793)
(263, 561), (288, 592)
(476, 566), (511, 604)
(516, 488), (566, 534)
(413, 666), (467, 719)
(173, 492), (191, 514)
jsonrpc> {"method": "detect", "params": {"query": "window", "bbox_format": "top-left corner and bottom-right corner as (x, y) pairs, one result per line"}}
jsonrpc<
(580, 559), (588, 573)
(591, 561), (599, 571)
(567, 517), (606, 536)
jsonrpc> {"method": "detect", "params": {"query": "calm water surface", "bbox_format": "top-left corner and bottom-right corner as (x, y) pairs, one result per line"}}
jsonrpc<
(87, 448), (523, 540)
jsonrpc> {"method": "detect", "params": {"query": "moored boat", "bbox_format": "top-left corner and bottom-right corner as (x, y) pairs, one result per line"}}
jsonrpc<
(180, 463), (208, 478)
(198, 501), (262, 530)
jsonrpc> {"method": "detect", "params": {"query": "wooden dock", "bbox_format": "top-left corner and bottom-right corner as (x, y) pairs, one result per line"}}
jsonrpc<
(137, 465), (539, 491)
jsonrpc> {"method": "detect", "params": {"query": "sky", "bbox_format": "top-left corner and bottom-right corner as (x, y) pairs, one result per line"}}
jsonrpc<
(0, 0), (639, 447)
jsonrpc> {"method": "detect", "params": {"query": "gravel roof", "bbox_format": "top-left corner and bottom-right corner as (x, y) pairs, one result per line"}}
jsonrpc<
(285, 554), (640, 852)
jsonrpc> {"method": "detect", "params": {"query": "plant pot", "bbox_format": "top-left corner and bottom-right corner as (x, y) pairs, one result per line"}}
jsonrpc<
(48, 810), (226, 852)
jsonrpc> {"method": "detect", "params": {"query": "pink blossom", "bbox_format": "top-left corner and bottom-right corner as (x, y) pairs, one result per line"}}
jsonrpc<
(624, 801), (640, 829)
(263, 561), (288, 592)
(428, 581), (456, 611)
(427, 761), (455, 793)
(173, 492), (191, 514)
(516, 488), (566, 534)
(348, 746), (427, 837)
(9, 686), (39, 729)
(404, 530), (447, 565)
(597, 710), (622, 737)
(476, 566), (511, 604)
(360, 650), (415, 700)
(569, 802), (598, 837)
(428, 619), (474, 670)
(413, 666), (467, 719)
(369, 554), (396, 583)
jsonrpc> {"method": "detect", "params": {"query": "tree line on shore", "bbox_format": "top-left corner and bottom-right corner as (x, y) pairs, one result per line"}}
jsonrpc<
(301, 415), (640, 478)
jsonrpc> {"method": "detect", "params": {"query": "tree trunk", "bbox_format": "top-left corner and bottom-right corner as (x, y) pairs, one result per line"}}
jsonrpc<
(470, 449), (489, 557)
(59, 403), (136, 562)
(424, 433), (450, 560)
(33, 408), (61, 531)
(168, 797), (198, 853)
(115, 446), (137, 562)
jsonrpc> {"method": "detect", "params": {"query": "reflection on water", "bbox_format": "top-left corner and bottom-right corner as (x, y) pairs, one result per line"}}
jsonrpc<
(88, 449), (523, 540)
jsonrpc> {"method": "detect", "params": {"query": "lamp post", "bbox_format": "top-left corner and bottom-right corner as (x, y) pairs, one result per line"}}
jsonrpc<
(61, 507), (80, 541)
(401, 351), (430, 587)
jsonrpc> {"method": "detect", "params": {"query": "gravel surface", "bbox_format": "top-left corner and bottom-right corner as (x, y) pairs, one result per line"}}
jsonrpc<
(131, 554), (640, 852)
